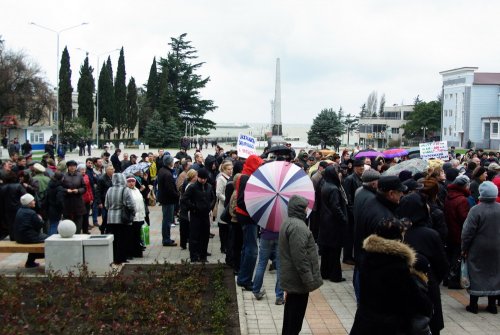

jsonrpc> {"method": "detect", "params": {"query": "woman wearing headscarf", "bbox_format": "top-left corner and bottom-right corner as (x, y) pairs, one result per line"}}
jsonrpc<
(469, 166), (487, 204)
(461, 181), (500, 314)
(126, 176), (146, 258)
(105, 173), (136, 264)
(318, 165), (348, 282)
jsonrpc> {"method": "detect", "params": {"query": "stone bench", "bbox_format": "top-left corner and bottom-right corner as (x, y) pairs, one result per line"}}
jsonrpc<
(0, 241), (45, 253)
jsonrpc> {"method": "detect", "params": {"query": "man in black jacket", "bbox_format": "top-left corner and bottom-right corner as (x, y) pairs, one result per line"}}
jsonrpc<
(342, 158), (364, 265)
(96, 165), (114, 233)
(182, 168), (215, 262)
(111, 149), (122, 172)
(157, 155), (179, 246)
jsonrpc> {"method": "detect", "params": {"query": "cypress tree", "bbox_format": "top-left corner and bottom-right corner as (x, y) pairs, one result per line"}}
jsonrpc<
(77, 55), (95, 129)
(97, 62), (114, 139)
(114, 47), (127, 138)
(145, 57), (159, 111)
(126, 77), (138, 138)
(58, 46), (73, 136)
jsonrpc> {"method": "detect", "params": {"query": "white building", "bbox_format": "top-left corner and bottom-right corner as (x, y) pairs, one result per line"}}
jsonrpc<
(357, 104), (414, 149)
(440, 67), (500, 149)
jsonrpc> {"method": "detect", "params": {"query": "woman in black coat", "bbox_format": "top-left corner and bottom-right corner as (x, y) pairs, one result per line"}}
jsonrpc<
(350, 218), (433, 335)
(398, 193), (449, 335)
(0, 170), (27, 240)
(318, 165), (348, 282)
(46, 172), (66, 235)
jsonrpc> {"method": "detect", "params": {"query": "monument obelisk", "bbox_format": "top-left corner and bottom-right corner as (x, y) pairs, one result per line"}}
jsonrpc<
(271, 58), (284, 143)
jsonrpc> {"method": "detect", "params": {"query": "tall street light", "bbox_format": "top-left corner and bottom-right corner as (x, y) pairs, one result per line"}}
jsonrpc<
(421, 126), (428, 142)
(30, 22), (88, 152)
(77, 48), (120, 148)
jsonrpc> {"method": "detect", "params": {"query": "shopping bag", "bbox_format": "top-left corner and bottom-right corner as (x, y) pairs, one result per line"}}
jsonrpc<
(460, 259), (470, 289)
(141, 224), (150, 246)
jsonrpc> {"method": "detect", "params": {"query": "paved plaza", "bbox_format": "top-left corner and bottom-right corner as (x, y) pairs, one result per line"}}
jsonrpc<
(1, 204), (499, 334)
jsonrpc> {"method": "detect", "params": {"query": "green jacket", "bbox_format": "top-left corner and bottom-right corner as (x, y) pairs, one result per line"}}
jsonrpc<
(279, 195), (323, 294)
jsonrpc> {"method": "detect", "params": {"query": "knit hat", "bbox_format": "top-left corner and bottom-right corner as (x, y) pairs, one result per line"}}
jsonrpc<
(402, 179), (423, 192)
(197, 168), (209, 179)
(20, 193), (35, 206)
(353, 159), (364, 167)
(66, 160), (78, 167)
(77, 163), (86, 171)
(445, 168), (459, 182)
(33, 163), (46, 173)
(479, 181), (498, 201)
(442, 162), (452, 172)
(361, 169), (380, 182)
(453, 175), (470, 186)
(488, 162), (500, 171)
(472, 166), (486, 179)
(163, 155), (174, 167)
(398, 170), (413, 182)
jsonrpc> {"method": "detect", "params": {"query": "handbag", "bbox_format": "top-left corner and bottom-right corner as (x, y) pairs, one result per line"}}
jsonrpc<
(220, 203), (232, 223)
(409, 315), (431, 335)
(460, 258), (470, 289)
(447, 257), (462, 289)
(141, 224), (150, 246)
(121, 187), (135, 224)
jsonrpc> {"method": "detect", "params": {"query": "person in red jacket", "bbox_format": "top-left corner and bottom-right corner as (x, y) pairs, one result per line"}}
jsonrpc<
(444, 174), (471, 288)
(235, 155), (264, 290)
(78, 164), (94, 234)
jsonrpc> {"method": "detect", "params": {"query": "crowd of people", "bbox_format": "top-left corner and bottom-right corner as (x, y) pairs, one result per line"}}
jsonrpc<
(1, 140), (500, 334)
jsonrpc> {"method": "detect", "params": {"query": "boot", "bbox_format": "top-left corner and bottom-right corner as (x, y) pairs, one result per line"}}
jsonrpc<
(466, 295), (478, 314)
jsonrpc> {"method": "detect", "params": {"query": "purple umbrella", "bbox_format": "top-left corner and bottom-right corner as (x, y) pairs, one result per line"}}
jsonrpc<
(354, 149), (382, 159)
(383, 148), (409, 159)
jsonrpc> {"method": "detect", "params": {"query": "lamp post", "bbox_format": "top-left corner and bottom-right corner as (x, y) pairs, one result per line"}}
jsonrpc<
(30, 22), (88, 152)
(421, 126), (428, 142)
(184, 119), (190, 138)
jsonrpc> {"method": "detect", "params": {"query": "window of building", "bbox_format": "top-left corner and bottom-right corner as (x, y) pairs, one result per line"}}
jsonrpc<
(493, 122), (499, 135)
(392, 127), (400, 134)
(444, 110), (447, 117)
(443, 128), (447, 136)
(449, 110), (453, 117)
(30, 132), (44, 144)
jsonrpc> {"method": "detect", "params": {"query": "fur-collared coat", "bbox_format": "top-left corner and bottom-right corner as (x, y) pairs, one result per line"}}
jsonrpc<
(350, 235), (433, 335)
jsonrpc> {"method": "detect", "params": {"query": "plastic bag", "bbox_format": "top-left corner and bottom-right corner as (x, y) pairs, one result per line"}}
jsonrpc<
(141, 224), (150, 246)
(460, 259), (470, 289)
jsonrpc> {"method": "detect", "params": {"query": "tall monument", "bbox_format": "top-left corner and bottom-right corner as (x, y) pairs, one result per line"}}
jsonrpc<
(271, 58), (283, 142)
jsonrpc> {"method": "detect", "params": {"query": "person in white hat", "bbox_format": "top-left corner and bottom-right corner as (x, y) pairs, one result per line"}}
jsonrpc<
(14, 193), (48, 268)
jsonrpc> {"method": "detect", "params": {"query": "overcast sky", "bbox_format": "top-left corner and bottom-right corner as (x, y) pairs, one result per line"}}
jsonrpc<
(2, 0), (500, 125)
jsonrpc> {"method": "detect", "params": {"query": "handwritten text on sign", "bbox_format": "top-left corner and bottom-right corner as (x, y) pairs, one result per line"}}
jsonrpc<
(419, 141), (449, 160)
(237, 134), (257, 158)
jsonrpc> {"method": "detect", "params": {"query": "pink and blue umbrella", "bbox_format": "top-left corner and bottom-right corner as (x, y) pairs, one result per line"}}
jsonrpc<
(383, 148), (409, 159)
(244, 161), (315, 232)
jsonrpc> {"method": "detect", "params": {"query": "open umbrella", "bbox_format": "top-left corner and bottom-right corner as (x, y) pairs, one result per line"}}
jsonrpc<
(123, 162), (151, 175)
(354, 149), (381, 159)
(308, 159), (333, 176)
(383, 148), (409, 159)
(382, 158), (428, 176)
(244, 161), (315, 232)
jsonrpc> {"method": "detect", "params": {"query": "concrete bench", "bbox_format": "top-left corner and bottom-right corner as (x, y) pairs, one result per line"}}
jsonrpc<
(0, 241), (45, 253)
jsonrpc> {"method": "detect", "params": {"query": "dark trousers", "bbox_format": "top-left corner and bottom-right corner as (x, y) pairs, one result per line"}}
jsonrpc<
(64, 214), (83, 234)
(189, 214), (210, 261)
(309, 210), (319, 241)
(107, 224), (128, 263)
(179, 217), (190, 249)
(218, 222), (229, 253)
(342, 211), (354, 261)
(282, 292), (309, 335)
(27, 252), (45, 265)
(82, 203), (91, 234)
(225, 223), (234, 266)
(320, 246), (342, 281)
(231, 222), (243, 272)
(129, 221), (143, 257)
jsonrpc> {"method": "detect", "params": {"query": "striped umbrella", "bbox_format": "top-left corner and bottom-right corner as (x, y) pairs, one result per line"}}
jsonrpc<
(244, 161), (315, 232)
(383, 148), (409, 159)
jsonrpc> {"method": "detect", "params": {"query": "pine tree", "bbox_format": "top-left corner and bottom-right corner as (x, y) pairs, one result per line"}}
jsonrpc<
(58, 46), (73, 136)
(77, 55), (95, 129)
(378, 93), (386, 117)
(126, 77), (138, 138)
(360, 103), (368, 118)
(307, 108), (344, 146)
(158, 66), (179, 122)
(164, 117), (182, 147)
(144, 111), (168, 146)
(114, 47), (127, 138)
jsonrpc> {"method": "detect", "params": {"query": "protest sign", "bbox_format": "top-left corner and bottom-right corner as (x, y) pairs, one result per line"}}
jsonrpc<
(419, 141), (449, 160)
(237, 133), (257, 158)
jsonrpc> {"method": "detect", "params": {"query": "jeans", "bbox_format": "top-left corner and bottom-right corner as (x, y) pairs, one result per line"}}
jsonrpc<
(237, 219), (258, 286)
(162, 204), (175, 244)
(253, 238), (283, 299)
(48, 218), (60, 235)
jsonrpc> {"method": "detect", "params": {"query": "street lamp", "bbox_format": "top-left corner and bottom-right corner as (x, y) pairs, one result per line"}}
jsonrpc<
(30, 21), (89, 152)
(421, 126), (428, 142)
